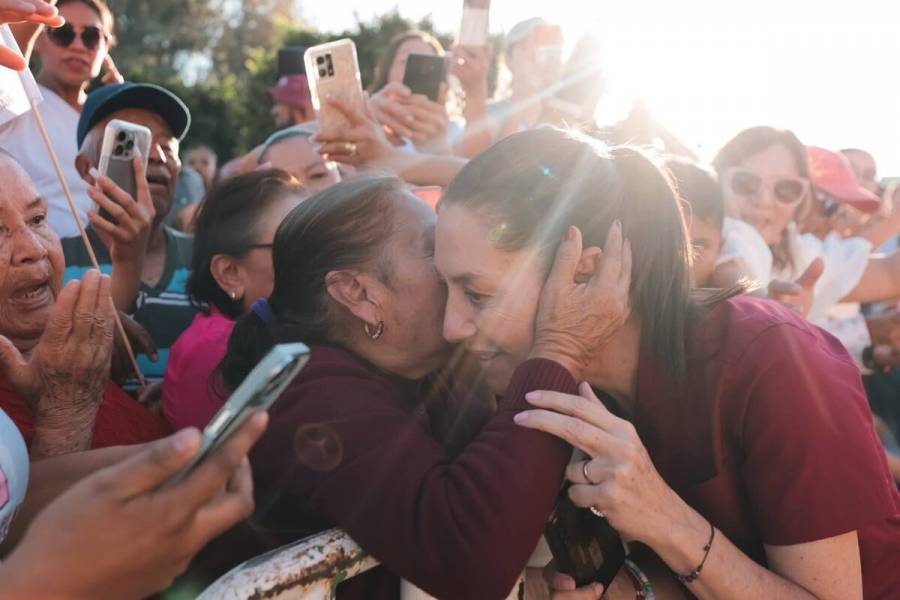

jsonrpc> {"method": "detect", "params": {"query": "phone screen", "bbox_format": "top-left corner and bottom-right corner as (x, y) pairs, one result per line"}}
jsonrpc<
(403, 54), (446, 102)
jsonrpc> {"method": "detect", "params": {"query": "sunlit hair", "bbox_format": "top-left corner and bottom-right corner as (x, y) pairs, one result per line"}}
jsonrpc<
(219, 175), (406, 391)
(712, 126), (812, 271)
(187, 169), (302, 319)
(664, 157), (724, 230)
(440, 127), (727, 380)
(369, 30), (445, 94)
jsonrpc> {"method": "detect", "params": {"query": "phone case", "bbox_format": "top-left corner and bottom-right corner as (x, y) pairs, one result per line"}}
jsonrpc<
(458, 0), (491, 46)
(98, 119), (152, 203)
(304, 40), (365, 138)
(545, 487), (626, 589)
(402, 54), (446, 102)
(169, 343), (311, 484)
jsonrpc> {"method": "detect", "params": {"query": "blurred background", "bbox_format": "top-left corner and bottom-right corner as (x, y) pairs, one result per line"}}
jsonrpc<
(96, 0), (899, 175)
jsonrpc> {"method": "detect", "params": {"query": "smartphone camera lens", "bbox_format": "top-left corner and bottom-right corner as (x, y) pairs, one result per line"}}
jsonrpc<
(114, 145), (124, 156)
(316, 56), (325, 65)
(327, 66), (334, 76)
(116, 131), (126, 142)
(319, 68), (327, 77)
(126, 140), (134, 150)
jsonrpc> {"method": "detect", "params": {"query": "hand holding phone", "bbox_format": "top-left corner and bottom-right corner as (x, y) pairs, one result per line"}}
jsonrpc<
(168, 343), (311, 484)
(305, 40), (365, 139)
(403, 53), (447, 102)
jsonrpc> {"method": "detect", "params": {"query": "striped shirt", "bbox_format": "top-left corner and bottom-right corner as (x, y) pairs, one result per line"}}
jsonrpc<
(61, 226), (199, 389)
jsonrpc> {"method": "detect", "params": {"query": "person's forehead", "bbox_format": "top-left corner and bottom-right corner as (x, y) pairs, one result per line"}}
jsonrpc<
(58, 2), (103, 27)
(738, 144), (801, 177)
(270, 136), (319, 166)
(0, 156), (44, 209)
(434, 204), (523, 280)
(100, 108), (175, 139)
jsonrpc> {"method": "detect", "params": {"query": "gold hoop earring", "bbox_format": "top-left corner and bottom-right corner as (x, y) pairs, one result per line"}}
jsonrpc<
(364, 320), (384, 340)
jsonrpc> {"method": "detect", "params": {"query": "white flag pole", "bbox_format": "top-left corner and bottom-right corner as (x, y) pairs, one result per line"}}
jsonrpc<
(3, 26), (149, 390)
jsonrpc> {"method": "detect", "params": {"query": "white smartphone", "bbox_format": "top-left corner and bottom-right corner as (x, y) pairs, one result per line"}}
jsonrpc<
(169, 343), (311, 484)
(457, 0), (491, 47)
(304, 39), (365, 138)
(98, 119), (152, 204)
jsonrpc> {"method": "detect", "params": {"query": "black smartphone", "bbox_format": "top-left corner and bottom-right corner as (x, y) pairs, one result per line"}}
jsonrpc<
(545, 484), (626, 589)
(403, 53), (446, 102)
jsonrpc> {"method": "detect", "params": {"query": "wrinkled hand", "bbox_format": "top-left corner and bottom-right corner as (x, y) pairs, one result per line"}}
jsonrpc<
(767, 257), (824, 317)
(87, 156), (155, 266)
(530, 223), (632, 380)
(0, 0), (64, 70)
(111, 311), (157, 386)
(0, 412), (268, 599)
(516, 382), (681, 547)
(313, 97), (397, 168)
(0, 270), (113, 422)
(449, 45), (489, 94)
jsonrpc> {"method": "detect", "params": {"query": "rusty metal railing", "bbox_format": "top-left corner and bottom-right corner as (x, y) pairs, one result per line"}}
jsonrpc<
(198, 528), (379, 599)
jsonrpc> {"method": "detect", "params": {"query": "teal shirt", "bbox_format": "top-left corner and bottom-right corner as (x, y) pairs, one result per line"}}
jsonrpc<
(62, 226), (198, 389)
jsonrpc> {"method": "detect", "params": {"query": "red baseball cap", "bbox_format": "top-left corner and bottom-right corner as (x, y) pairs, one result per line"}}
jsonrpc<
(807, 146), (880, 213)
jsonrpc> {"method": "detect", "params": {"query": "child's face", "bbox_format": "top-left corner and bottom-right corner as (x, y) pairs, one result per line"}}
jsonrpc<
(689, 217), (723, 287)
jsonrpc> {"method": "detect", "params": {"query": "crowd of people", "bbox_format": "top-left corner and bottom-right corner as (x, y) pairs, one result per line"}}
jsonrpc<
(0, 1), (898, 599)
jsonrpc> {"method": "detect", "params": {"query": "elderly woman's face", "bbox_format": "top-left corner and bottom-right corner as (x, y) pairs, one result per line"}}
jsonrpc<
(0, 156), (65, 347)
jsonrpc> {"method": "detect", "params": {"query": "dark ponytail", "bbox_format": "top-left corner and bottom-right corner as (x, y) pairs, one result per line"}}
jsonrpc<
(219, 175), (406, 390)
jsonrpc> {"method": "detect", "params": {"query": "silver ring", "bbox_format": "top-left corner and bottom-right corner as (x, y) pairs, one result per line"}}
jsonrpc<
(581, 459), (596, 484)
(590, 506), (606, 519)
(344, 142), (358, 156)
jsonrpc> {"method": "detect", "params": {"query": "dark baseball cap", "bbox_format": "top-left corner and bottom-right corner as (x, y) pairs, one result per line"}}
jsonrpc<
(76, 82), (191, 148)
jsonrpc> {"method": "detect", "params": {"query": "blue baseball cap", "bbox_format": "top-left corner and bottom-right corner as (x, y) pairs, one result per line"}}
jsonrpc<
(76, 82), (191, 149)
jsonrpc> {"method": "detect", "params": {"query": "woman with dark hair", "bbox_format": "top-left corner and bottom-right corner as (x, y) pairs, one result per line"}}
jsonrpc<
(367, 30), (458, 154)
(162, 169), (303, 431)
(434, 128), (900, 599)
(219, 174), (630, 599)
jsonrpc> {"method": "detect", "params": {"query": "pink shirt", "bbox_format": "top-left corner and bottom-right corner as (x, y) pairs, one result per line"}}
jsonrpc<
(163, 308), (235, 431)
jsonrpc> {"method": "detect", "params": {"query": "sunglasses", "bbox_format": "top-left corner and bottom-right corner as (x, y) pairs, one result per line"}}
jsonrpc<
(726, 169), (810, 205)
(46, 24), (108, 51)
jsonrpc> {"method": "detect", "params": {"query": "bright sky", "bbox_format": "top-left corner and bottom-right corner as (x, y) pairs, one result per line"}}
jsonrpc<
(300, 0), (900, 176)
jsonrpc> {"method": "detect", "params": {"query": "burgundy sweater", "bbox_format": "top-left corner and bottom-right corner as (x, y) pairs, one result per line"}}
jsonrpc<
(248, 345), (575, 599)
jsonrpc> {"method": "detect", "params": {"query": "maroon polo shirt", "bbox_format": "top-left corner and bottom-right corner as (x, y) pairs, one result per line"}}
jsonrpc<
(248, 345), (576, 600)
(634, 296), (900, 598)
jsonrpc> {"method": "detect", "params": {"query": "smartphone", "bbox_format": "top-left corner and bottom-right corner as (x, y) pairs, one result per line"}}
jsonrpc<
(278, 46), (308, 77)
(97, 119), (151, 223)
(304, 40), (365, 138)
(403, 54), (446, 102)
(169, 343), (311, 484)
(457, 0), (491, 47)
(545, 485), (626, 589)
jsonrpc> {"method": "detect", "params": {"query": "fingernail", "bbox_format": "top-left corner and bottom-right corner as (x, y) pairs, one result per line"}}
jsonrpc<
(566, 225), (577, 241)
(525, 391), (540, 402)
(513, 412), (529, 424)
(614, 219), (622, 232)
(171, 428), (198, 453)
(89, 167), (101, 179)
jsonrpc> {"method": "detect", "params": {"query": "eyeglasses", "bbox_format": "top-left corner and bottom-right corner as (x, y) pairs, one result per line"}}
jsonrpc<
(726, 168), (810, 205)
(46, 24), (108, 51)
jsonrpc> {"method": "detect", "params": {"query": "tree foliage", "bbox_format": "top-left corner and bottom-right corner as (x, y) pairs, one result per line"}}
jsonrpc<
(103, 3), (495, 161)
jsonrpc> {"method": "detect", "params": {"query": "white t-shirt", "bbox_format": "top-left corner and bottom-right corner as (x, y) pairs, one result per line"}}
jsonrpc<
(0, 408), (29, 545)
(777, 224), (873, 325)
(716, 217), (773, 285)
(0, 85), (90, 238)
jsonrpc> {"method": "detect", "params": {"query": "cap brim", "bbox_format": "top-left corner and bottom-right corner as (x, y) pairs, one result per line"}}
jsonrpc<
(88, 84), (191, 142)
(822, 182), (881, 213)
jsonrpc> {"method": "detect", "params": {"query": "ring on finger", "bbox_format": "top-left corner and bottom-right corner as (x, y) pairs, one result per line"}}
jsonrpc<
(343, 142), (358, 156)
(582, 459), (599, 485)
(590, 506), (606, 519)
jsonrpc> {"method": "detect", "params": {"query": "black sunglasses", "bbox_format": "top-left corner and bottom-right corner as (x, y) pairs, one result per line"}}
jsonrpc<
(46, 24), (107, 51)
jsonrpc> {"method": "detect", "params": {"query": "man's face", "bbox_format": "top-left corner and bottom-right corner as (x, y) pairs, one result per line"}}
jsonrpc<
(85, 108), (181, 225)
(35, 2), (110, 88)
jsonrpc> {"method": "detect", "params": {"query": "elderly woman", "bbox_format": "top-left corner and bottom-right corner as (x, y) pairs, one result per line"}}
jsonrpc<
(434, 129), (900, 599)
(217, 174), (629, 599)
(0, 151), (167, 458)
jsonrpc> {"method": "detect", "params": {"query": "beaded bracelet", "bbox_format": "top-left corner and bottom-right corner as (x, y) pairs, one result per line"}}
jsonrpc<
(623, 559), (655, 599)
(677, 521), (716, 584)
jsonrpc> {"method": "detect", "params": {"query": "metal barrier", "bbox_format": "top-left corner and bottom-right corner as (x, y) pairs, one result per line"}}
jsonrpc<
(198, 528), (379, 600)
